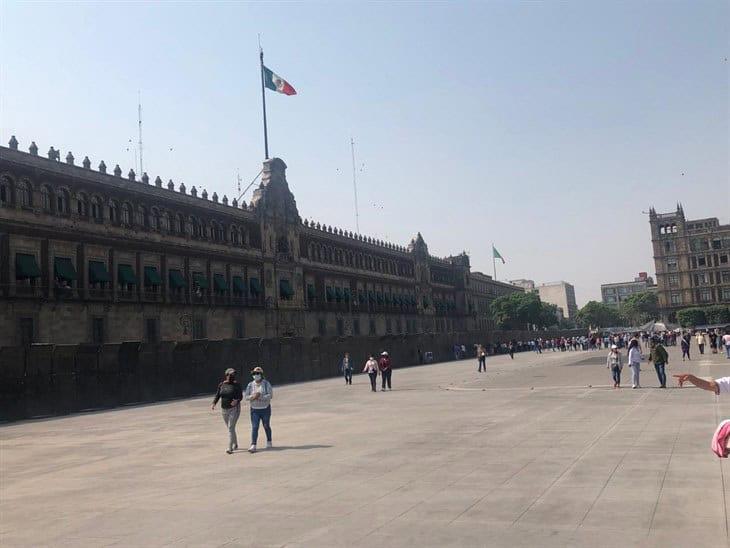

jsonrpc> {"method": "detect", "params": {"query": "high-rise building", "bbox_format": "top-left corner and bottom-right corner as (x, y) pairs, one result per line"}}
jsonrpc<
(536, 281), (578, 319)
(601, 273), (655, 307)
(508, 279), (535, 291)
(649, 205), (730, 322)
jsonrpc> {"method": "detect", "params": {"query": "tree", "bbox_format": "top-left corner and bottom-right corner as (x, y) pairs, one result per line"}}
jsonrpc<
(491, 292), (556, 330)
(576, 301), (624, 328)
(702, 305), (730, 324)
(620, 291), (659, 326)
(676, 307), (707, 328)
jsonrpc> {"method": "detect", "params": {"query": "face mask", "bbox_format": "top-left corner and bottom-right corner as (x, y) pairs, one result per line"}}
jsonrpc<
(253, 374), (262, 381)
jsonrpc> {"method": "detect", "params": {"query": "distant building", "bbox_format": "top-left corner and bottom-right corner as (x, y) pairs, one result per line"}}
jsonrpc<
(509, 279), (535, 291)
(537, 281), (578, 319)
(469, 272), (524, 331)
(601, 273), (656, 307)
(649, 205), (730, 322)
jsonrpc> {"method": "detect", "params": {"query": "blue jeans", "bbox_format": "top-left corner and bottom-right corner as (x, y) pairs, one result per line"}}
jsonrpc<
(654, 363), (666, 387)
(611, 366), (621, 385)
(250, 406), (272, 445)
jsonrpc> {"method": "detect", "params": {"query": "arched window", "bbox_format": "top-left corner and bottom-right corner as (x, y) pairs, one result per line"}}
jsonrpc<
(150, 208), (161, 230)
(109, 200), (119, 223)
(18, 181), (32, 207)
(57, 189), (70, 214)
(41, 185), (52, 212)
(211, 221), (222, 242)
(164, 212), (173, 233)
(139, 206), (149, 228)
(177, 214), (186, 235)
(76, 193), (88, 216)
(90, 196), (102, 221)
(231, 226), (240, 245)
(121, 203), (132, 225)
(191, 217), (201, 238)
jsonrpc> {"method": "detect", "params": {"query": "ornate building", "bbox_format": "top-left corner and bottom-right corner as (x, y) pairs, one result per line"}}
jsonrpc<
(649, 205), (730, 321)
(0, 136), (522, 346)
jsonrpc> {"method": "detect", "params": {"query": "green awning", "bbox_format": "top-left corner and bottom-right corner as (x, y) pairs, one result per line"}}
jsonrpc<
(368, 291), (375, 303)
(249, 277), (261, 295)
(54, 257), (77, 281)
(335, 287), (343, 302)
(394, 295), (402, 305)
(307, 284), (316, 299)
(214, 273), (227, 292)
(376, 292), (384, 305)
(384, 293), (392, 304)
(280, 279), (294, 298)
(118, 264), (137, 285)
(343, 288), (351, 302)
(169, 269), (186, 289)
(144, 266), (162, 286)
(193, 272), (209, 289)
(233, 276), (246, 293)
(15, 254), (41, 279)
(325, 286), (335, 301)
(88, 261), (111, 283)
(358, 292), (366, 303)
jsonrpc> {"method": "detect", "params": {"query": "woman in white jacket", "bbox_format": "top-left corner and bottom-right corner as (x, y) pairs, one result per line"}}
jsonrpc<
(627, 339), (642, 389)
(607, 345), (623, 389)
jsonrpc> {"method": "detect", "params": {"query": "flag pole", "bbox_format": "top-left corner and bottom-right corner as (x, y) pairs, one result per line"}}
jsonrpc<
(259, 43), (269, 160)
(492, 242), (496, 280)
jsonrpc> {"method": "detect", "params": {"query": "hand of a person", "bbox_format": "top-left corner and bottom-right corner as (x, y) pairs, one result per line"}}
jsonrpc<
(251, 393), (260, 400)
(673, 374), (690, 387)
(211, 404), (216, 410)
(231, 400), (238, 407)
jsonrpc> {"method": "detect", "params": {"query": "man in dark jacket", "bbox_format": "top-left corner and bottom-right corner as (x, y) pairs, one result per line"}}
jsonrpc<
(379, 351), (392, 391)
(648, 338), (669, 388)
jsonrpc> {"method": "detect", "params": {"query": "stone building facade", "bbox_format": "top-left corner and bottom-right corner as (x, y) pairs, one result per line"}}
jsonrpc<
(649, 205), (730, 322)
(0, 137), (522, 346)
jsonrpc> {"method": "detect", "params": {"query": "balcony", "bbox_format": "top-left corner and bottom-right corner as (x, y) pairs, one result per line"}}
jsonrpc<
(88, 288), (111, 301)
(16, 284), (42, 298)
(117, 290), (138, 302)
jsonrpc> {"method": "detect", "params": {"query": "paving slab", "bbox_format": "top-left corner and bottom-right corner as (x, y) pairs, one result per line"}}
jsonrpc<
(2, 345), (730, 547)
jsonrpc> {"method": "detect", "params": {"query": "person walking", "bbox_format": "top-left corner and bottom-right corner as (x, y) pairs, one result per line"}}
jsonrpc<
(648, 337), (669, 388)
(379, 351), (392, 391)
(211, 368), (243, 455)
(341, 352), (353, 385)
(363, 355), (379, 392)
(244, 366), (273, 453)
(696, 331), (706, 355)
(607, 344), (623, 388)
(681, 334), (691, 361)
(508, 341), (515, 360)
(724, 330), (730, 359)
(477, 344), (487, 372)
(627, 339), (642, 389)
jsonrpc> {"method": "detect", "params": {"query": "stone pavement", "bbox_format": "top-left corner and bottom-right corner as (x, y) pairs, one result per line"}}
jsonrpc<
(2, 345), (730, 547)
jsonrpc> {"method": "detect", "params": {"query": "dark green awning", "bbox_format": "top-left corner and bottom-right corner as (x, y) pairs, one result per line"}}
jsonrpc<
(249, 277), (261, 295)
(307, 284), (316, 299)
(15, 254), (41, 279)
(368, 291), (375, 303)
(335, 287), (343, 302)
(394, 295), (402, 305)
(376, 293), (384, 305)
(193, 272), (209, 289)
(280, 279), (294, 298)
(358, 292), (366, 303)
(144, 266), (162, 286)
(54, 257), (77, 281)
(233, 276), (246, 293)
(343, 287), (351, 302)
(325, 286), (335, 301)
(169, 269), (186, 289)
(89, 261), (111, 283)
(118, 264), (137, 285)
(384, 293), (392, 304)
(214, 273), (227, 292)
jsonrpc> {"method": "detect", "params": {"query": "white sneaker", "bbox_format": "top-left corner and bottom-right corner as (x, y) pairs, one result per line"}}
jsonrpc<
(248, 444), (257, 453)
(266, 441), (273, 449)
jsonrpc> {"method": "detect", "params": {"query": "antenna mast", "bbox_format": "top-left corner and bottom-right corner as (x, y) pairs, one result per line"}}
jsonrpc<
(350, 137), (360, 233)
(137, 90), (144, 175)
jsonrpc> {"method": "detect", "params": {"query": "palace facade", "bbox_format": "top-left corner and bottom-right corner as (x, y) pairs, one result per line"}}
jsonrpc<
(0, 136), (522, 346)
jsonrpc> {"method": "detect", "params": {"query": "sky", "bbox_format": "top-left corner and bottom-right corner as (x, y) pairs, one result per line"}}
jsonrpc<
(1, 1), (728, 306)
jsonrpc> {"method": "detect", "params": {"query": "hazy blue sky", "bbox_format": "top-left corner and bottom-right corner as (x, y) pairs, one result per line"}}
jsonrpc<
(1, 1), (728, 305)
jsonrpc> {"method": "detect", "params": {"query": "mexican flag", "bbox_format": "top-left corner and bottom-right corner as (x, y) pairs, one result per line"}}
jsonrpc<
(492, 245), (505, 264)
(263, 65), (297, 96)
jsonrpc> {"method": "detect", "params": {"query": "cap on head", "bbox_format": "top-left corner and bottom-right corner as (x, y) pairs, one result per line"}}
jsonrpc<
(611, 344), (618, 349)
(251, 366), (264, 374)
(224, 368), (236, 377)
(381, 351), (388, 356)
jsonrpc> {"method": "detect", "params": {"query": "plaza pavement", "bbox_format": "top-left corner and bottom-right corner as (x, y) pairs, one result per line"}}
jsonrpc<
(2, 344), (730, 547)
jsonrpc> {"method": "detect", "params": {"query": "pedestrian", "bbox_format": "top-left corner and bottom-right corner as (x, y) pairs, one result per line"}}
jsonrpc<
(379, 351), (392, 391)
(648, 337), (669, 388)
(341, 352), (353, 385)
(681, 334), (691, 361)
(627, 339), (642, 389)
(709, 331), (718, 354)
(607, 344), (623, 388)
(508, 341), (515, 360)
(723, 330), (730, 359)
(363, 355), (379, 392)
(477, 344), (487, 372)
(211, 367), (243, 455)
(244, 366), (273, 453)
(696, 331), (706, 355)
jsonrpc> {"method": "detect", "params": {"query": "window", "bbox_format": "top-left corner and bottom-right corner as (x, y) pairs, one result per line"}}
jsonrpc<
(664, 241), (676, 253)
(145, 318), (159, 343)
(0, 178), (9, 206)
(109, 201), (119, 223)
(90, 197), (102, 221)
(699, 289), (712, 302)
(668, 275), (679, 287)
(121, 203), (132, 225)
(41, 186), (52, 212)
(192, 318), (206, 339)
(722, 288), (730, 301)
(712, 239), (722, 250)
(18, 318), (34, 346)
(369, 318), (376, 335)
(234, 318), (245, 339)
(698, 257), (706, 267)
(337, 318), (344, 336)
(56, 189), (70, 214)
(723, 271), (730, 284)
(670, 293), (682, 305)
(695, 273), (709, 286)
(353, 318), (360, 336)
(139, 206), (149, 229)
(318, 319), (327, 336)
(666, 260), (678, 272)
(721, 255), (728, 265)
(17, 181), (32, 207)
(77, 193), (88, 216)
(92, 317), (105, 344)
(151, 209), (161, 230)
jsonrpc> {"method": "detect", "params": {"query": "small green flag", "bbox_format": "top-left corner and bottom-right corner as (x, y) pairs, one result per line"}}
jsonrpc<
(492, 245), (505, 264)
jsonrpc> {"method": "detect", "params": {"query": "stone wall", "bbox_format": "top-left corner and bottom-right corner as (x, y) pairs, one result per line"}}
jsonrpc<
(0, 329), (581, 422)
